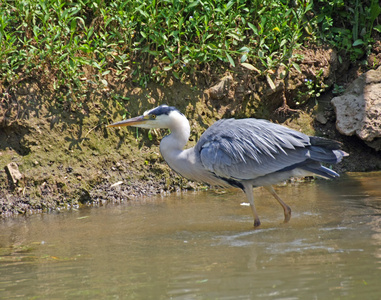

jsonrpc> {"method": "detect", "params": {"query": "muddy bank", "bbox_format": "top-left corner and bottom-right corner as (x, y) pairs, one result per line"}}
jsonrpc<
(1, 46), (381, 217)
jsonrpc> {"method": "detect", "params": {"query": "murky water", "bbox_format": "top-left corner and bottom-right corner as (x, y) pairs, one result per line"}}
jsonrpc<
(1, 172), (381, 299)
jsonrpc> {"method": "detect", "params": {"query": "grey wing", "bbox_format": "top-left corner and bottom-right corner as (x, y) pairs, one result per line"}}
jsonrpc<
(196, 118), (311, 181)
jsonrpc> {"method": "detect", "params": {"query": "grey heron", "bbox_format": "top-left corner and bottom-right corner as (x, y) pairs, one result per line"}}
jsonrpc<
(108, 105), (347, 227)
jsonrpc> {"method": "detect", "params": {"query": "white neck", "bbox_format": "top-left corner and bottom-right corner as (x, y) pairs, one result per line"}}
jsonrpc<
(158, 112), (224, 186)
(159, 113), (197, 180)
(160, 113), (190, 154)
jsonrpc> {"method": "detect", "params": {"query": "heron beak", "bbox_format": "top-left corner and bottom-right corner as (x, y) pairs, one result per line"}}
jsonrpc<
(107, 115), (146, 128)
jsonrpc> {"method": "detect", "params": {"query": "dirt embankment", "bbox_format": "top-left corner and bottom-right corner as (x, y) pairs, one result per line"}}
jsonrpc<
(1, 45), (381, 217)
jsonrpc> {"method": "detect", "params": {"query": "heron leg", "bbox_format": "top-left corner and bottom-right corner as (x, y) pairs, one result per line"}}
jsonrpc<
(243, 184), (261, 227)
(264, 186), (291, 223)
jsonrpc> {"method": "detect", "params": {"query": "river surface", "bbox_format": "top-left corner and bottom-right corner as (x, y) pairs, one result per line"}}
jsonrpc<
(0, 172), (381, 299)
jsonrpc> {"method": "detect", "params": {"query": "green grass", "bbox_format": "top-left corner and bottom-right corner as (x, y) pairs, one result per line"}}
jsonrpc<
(0, 0), (380, 106)
(314, 0), (381, 62)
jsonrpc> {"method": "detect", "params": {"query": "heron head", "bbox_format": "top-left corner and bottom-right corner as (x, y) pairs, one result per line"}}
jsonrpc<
(107, 105), (182, 129)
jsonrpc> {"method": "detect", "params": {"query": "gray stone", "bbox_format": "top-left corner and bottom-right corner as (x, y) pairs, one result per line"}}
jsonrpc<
(5, 162), (24, 185)
(331, 66), (381, 150)
(315, 111), (328, 124)
(207, 75), (233, 100)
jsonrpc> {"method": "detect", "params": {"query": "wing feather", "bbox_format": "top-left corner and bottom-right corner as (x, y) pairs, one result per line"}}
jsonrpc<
(196, 118), (311, 180)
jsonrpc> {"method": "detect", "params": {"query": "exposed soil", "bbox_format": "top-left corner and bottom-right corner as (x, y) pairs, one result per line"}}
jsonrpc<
(1, 45), (381, 217)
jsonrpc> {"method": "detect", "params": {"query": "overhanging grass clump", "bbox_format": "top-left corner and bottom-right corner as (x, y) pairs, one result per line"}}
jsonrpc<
(0, 0), (380, 104)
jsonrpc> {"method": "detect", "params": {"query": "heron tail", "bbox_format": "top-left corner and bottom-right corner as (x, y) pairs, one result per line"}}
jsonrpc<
(301, 137), (348, 178)
(309, 136), (343, 150)
(301, 163), (340, 179)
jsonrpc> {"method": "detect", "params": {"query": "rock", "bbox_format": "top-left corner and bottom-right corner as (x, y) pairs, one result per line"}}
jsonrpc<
(315, 111), (328, 124)
(207, 75), (233, 100)
(331, 66), (381, 150)
(5, 162), (24, 186)
(77, 188), (92, 204)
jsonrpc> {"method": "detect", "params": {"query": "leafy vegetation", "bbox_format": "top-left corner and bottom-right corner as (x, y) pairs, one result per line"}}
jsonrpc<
(314, 0), (381, 61)
(296, 69), (328, 105)
(0, 0), (380, 105)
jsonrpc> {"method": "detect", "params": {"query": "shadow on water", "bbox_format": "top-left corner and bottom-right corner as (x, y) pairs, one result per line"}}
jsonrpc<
(0, 172), (380, 299)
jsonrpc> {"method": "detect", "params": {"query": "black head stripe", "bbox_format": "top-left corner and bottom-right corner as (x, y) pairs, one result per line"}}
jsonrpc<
(148, 105), (182, 116)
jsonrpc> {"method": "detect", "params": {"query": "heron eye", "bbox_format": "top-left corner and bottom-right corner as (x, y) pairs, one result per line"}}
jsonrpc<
(150, 114), (156, 120)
